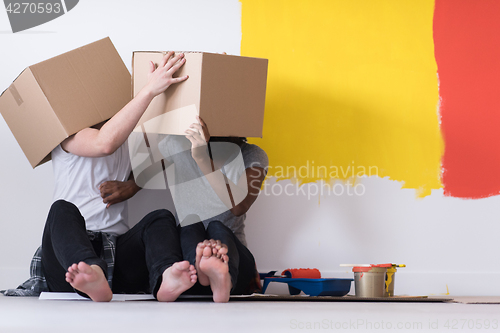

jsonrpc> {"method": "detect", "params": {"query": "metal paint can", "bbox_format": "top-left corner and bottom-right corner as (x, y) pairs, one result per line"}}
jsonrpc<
(353, 265), (390, 297)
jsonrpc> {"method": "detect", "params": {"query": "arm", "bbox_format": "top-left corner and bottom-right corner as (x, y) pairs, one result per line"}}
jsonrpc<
(62, 52), (188, 157)
(185, 117), (266, 216)
(99, 172), (141, 208)
(230, 166), (266, 216)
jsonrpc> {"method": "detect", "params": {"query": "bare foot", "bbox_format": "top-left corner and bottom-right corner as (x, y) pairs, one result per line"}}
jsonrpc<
(199, 243), (232, 303)
(157, 261), (197, 302)
(195, 241), (212, 286)
(65, 262), (112, 302)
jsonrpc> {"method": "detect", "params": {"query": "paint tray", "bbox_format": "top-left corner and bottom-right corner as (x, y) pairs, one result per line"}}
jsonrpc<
(262, 277), (354, 297)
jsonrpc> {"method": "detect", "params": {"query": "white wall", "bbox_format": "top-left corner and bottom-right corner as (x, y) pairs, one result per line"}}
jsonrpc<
(1, 0), (499, 296)
(247, 177), (500, 296)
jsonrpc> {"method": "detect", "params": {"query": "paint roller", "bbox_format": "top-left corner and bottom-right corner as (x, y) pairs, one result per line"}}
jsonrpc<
(281, 268), (321, 279)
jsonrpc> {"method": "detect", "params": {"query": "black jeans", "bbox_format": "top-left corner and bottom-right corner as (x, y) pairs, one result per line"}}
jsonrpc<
(41, 200), (182, 298)
(180, 221), (257, 295)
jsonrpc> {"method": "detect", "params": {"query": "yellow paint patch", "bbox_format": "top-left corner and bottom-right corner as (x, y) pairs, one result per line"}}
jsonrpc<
(241, 0), (443, 197)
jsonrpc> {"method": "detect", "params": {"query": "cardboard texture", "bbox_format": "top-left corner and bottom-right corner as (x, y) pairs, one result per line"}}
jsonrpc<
(132, 52), (268, 137)
(0, 37), (131, 168)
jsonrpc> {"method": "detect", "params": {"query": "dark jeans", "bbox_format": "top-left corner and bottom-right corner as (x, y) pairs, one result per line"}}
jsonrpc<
(41, 200), (182, 298)
(180, 221), (257, 295)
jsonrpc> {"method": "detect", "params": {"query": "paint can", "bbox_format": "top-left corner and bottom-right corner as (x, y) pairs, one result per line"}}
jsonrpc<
(353, 264), (391, 297)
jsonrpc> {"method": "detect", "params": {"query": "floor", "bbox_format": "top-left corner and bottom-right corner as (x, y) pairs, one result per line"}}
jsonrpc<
(1, 295), (500, 332)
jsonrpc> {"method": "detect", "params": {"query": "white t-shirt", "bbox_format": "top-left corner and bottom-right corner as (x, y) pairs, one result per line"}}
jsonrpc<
(51, 142), (132, 235)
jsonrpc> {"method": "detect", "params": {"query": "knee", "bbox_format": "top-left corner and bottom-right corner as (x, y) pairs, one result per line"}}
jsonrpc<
(207, 220), (225, 230)
(50, 199), (76, 212)
(47, 200), (80, 225)
(206, 220), (231, 236)
(180, 221), (205, 234)
(149, 209), (175, 221)
(142, 209), (176, 227)
(45, 200), (84, 232)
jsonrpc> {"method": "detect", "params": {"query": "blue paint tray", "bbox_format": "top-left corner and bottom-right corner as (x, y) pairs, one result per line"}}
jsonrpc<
(262, 277), (354, 297)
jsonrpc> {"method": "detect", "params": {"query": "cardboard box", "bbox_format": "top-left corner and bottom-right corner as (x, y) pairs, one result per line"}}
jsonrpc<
(132, 52), (268, 137)
(0, 37), (131, 168)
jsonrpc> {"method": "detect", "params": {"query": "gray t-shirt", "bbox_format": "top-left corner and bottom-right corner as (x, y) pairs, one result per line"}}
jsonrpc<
(158, 135), (268, 246)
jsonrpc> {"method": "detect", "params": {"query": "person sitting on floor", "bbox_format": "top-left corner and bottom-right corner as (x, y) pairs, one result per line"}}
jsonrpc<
(153, 116), (268, 302)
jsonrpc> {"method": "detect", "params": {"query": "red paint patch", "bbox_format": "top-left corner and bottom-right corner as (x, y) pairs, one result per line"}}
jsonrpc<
(434, 0), (500, 198)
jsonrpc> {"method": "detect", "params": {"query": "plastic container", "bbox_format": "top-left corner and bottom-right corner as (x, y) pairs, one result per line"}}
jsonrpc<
(262, 277), (354, 296)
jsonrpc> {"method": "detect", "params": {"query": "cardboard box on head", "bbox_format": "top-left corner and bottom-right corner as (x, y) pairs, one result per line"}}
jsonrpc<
(132, 51), (268, 138)
(0, 37), (132, 168)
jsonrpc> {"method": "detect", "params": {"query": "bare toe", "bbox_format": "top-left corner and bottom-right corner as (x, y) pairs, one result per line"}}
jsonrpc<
(65, 271), (74, 283)
(68, 263), (78, 274)
(196, 242), (207, 261)
(219, 244), (228, 255)
(189, 265), (197, 283)
(196, 245), (211, 286)
(203, 245), (213, 258)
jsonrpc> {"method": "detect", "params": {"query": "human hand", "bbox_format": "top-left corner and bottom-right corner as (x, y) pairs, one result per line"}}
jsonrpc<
(185, 116), (211, 162)
(99, 180), (141, 208)
(144, 51), (188, 97)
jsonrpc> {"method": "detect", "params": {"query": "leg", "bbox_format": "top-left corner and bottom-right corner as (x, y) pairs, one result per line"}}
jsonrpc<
(41, 200), (111, 301)
(179, 222), (216, 295)
(113, 209), (196, 301)
(179, 222), (212, 286)
(179, 221), (207, 267)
